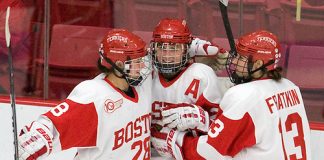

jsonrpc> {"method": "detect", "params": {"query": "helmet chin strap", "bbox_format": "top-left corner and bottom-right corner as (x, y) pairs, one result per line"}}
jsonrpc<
(249, 59), (275, 75)
(128, 76), (143, 86)
(230, 72), (252, 85)
(161, 72), (179, 81)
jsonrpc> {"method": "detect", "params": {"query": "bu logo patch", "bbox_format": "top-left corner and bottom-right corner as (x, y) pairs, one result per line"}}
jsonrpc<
(104, 98), (123, 113)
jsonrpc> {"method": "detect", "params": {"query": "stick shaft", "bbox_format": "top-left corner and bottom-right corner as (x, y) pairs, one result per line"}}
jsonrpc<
(219, 1), (237, 56)
(8, 45), (19, 160)
(6, 6), (19, 160)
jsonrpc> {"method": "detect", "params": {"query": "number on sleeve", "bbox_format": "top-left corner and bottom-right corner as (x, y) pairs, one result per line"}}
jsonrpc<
(50, 102), (69, 117)
(208, 119), (224, 138)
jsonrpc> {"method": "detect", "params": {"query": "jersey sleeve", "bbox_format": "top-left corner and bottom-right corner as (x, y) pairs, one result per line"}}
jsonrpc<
(182, 113), (256, 159)
(183, 86), (258, 159)
(43, 81), (99, 150)
(194, 64), (223, 119)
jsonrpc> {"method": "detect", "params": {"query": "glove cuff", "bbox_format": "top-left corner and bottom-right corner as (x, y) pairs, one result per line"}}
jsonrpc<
(169, 129), (187, 160)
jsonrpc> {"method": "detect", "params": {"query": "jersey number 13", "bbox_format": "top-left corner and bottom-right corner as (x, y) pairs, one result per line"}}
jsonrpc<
(279, 112), (307, 160)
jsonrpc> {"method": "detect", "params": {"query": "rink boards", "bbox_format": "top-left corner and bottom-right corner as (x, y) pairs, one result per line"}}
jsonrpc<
(0, 96), (323, 160)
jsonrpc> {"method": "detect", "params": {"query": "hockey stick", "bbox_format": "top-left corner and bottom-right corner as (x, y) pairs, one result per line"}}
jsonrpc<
(5, 6), (19, 160)
(219, 0), (237, 56)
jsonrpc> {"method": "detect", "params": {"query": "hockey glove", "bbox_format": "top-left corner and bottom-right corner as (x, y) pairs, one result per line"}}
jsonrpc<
(214, 48), (229, 70)
(189, 38), (229, 71)
(188, 38), (213, 57)
(161, 103), (210, 133)
(18, 121), (53, 160)
(151, 127), (186, 160)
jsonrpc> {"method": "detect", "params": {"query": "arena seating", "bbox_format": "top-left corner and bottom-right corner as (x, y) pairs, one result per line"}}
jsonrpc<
(286, 44), (324, 122)
(286, 45), (324, 90)
(54, 0), (113, 27)
(113, 0), (186, 31)
(280, 0), (324, 45)
(35, 24), (111, 99)
(187, 0), (267, 40)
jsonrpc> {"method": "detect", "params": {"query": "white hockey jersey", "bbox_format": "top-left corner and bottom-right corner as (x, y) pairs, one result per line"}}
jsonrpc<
(40, 73), (152, 160)
(182, 78), (311, 160)
(151, 63), (223, 126)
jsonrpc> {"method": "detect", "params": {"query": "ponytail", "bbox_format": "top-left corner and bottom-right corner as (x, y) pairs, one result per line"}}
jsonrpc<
(267, 67), (283, 81)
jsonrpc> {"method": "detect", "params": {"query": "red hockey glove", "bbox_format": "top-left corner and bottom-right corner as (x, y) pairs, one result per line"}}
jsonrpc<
(162, 103), (210, 133)
(18, 121), (53, 160)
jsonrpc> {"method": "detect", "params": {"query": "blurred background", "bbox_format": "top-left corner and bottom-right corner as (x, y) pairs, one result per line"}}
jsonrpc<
(0, 0), (323, 123)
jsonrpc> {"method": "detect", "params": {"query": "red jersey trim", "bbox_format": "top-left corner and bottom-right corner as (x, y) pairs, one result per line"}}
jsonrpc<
(195, 94), (220, 121)
(158, 63), (193, 88)
(103, 77), (139, 103)
(195, 94), (220, 110)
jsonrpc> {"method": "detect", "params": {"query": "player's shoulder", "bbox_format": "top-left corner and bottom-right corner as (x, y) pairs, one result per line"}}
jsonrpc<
(220, 83), (260, 117)
(67, 74), (108, 103)
(280, 78), (298, 87)
(74, 74), (105, 92)
(225, 81), (261, 100)
(184, 63), (217, 79)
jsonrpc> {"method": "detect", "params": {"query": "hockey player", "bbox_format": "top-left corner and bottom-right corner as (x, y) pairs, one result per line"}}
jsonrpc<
(152, 30), (312, 160)
(149, 18), (231, 158)
(18, 29), (153, 160)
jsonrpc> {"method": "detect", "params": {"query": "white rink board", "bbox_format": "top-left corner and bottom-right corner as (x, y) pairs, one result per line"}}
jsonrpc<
(1, 102), (324, 160)
(0, 102), (76, 160)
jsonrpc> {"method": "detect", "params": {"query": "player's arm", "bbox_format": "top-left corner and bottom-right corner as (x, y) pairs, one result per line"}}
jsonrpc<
(161, 103), (210, 134)
(160, 99), (218, 134)
(182, 88), (259, 159)
(189, 37), (229, 71)
(155, 111), (257, 160)
(183, 112), (256, 159)
(44, 99), (98, 149)
(18, 81), (99, 160)
(18, 117), (55, 160)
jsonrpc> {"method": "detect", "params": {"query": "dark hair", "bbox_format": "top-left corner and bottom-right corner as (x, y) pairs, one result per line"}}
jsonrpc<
(97, 58), (113, 74)
(266, 67), (283, 81)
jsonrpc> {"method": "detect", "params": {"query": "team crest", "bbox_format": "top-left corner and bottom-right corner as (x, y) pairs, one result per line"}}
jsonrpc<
(104, 98), (123, 113)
